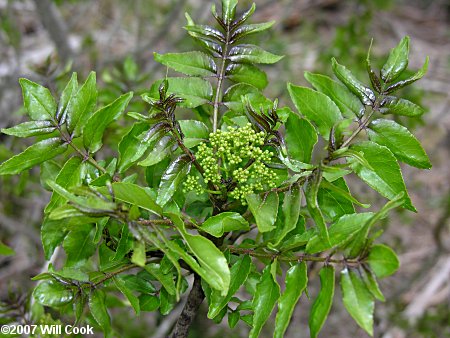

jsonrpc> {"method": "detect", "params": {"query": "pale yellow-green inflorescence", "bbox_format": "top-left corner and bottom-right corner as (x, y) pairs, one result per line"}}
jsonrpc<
(183, 123), (278, 203)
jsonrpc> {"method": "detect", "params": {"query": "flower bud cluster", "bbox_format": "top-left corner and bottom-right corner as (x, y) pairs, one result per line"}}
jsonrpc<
(183, 123), (278, 202)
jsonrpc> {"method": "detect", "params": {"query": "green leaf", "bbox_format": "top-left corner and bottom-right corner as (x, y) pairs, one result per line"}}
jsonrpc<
(274, 262), (308, 338)
(0, 241), (15, 256)
(207, 255), (252, 319)
(270, 184), (302, 247)
(1, 120), (56, 137)
(33, 281), (73, 307)
(341, 268), (374, 336)
(226, 63), (268, 90)
(41, 218), (67, 260)
(287, 84), (342, 140)
(349, 141), (415, 211)
(83, 92), (133, 153)
(63, 224), (96, 267)
(19, 78), (56, 121)
(309, 265), (335, 338)
(331, 58), (375, 106)
(144, 263), (176, 296)
(368, 119), (431, 169)
(382, 97), (424, 117)
(113, 276), (140, 315)
(45, 157), (84, 214)
(304, 72), (363, 118)
(381, 36), (409, 83)
(200, 212), (249, 237)
(305, 172), (330, 245)
(246, 191), (279, 233)
(117, 123), (151, 172)
(131, 240), (146, 267)
(367, 244), (400, 278)
(138, 136), (175, 167)
(385, 57), (429, 93)
(228, 44), (284, 64)
(179, 120), (209, 148)
(231, 22), (275, 42)
(168, 213), (230, 295)
(317, 178), (356, 222)
(89, 289), (111, 336)
(139, 295), (160, 312)
(149, 77), (213, 108)
(222, 0), (238, 23)
(111, 224), (133, 261)
(57, 72), (78, 122)
(285, 111), (317, 163)
(0, 137), (67, 175)
(306, 212), (374, 254)
(66, 71), (97, 135)
(249, 262), (281, 338)
(361, 267), (385, 301)
(154, 51), (216, 76)
(157, 155), (192, 207)
(223, 83), (260, 112)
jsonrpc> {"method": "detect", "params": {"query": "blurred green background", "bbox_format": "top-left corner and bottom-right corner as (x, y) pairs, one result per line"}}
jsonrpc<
(0, 0), (449, 337)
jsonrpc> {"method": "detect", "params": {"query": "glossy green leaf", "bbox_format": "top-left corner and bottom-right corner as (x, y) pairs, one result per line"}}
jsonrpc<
(385, 57), (429, 93)
(367, 244), (400, 278)
(89, 289), (111, 336)
(41, 219), (66, 260)
(33, 281), (73, 307)
(111, 224), (133, 261)
(0, 241), (15, 256)
(382, 97), (424, 117)
(249, 262), (280, 338)
(19, 78), (56, 121)
(361, 266), (385, 301)
(138, 136), (175, 167)
(157, 155), (191, 207)
(306, 212), (374, 254)
(222, 0), (238, 23)
(368, 119), (431, 169)
(208, 255), (251, 318)
(226, 63), (268, 89)
(131, 240), (146, 267)
(285, 111), (317, 163)
(1, 120), (56, 138)
(179, 120), (209, 148)
(66, 71), (97, 135)
(231, 22), (275, 42)
(57, 72), (78, 122)
(168, 213), (230, 295)
(381, 36), (409, 83)
(228, 311), (240, 328)
(270, 184), (302, 248)
(63, 224), (96, 267)
(83, 92), (133, 153)
(154, 51), (216, 76)
(144, 263), (176, 296)
(304, 72), (363, 118)
(0, 138), (67, 175)
(223, 83), (260, 112)
(113, 276), (140, 315)
(228, 44), (284, 64)
(103, 182), (162, 215)
(246, 191), (279, 233)
(200, 212), (249, 237)
(117, 123), (151, 172)
(305, 172), (330, 245)
(341, 268), (374, 336)
(309, 265), (335, 338)
(331, 58), (375, 106)
(45, 157), (84, 214)
(274, 262), (308, 338)
(317, 177), (356, 222)
(349, 141), (415, 211)
(139, 295), (160, 312)
(149, 77), (213, 108)
(288, 83), (342, 140)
